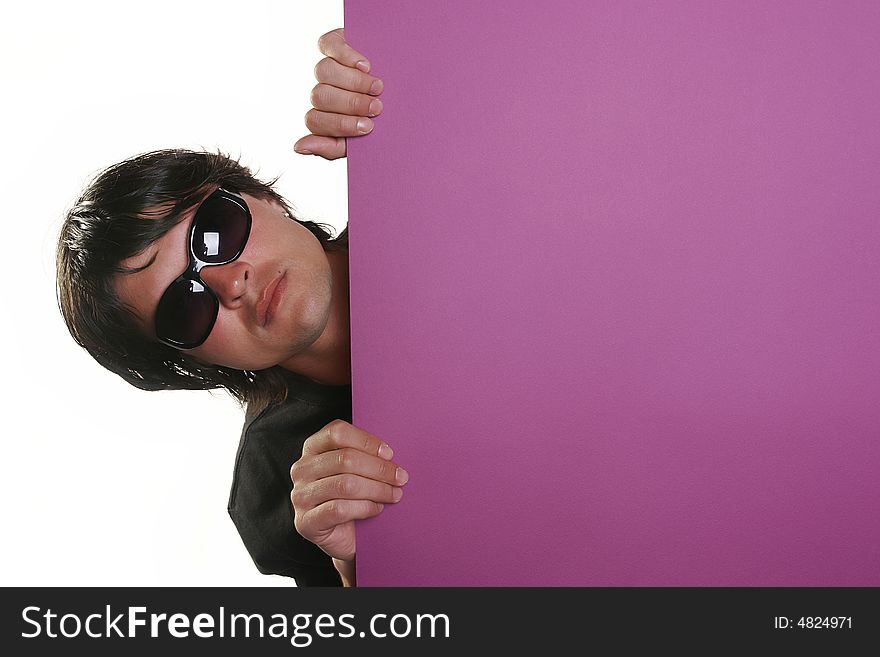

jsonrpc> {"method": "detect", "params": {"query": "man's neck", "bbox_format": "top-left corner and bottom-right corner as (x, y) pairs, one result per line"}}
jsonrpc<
(279, 248), (351, 386)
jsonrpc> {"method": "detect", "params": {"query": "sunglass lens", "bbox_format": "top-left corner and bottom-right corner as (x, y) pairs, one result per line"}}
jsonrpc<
(192, 193), (250, 263)
(155, 279), (219, 348)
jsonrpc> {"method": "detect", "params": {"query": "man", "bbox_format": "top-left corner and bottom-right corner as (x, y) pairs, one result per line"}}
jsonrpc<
(56, 29), (406, 587)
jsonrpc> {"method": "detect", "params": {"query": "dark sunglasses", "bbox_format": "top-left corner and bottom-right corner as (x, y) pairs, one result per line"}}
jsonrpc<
(155, 188), (252, 349)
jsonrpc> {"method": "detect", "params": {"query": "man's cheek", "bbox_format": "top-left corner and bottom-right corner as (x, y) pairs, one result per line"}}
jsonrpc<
(193, 322), (242, 368)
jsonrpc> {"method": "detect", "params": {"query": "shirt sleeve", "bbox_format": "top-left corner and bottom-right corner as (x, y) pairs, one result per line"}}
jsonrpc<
(228, 393), (352, 587)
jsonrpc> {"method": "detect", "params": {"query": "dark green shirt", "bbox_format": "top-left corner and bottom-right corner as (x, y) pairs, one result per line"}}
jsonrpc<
(228, 370), (352, 586)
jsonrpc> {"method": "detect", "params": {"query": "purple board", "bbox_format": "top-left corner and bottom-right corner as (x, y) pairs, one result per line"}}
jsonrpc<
(345, 1), (880, 585)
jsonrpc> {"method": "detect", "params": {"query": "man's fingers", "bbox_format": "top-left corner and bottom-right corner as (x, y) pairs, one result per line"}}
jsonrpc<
(294, 447), (408, 487)
(314, 57), (383, 96)
(311, 83), (383, 118)
(296, 499), (385, 536)
(317, 28), (371, 73)
(293, 135), (346, 160)
(301, 419), (394, 460)
(291, 474), (403, 510)
(305, 108), (373, 139)
(300, 28), (382, 162)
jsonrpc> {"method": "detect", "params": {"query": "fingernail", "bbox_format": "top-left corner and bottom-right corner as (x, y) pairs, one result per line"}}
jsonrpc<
(370, 79), (384, 94)
(377, 503), (385, 512)
(357, 118), (373, 134)
(294, 147), (313, 155)
(378, 443), (393, 460)
(395, 467), (409, 485)
(356, 60), (370, 73)
(368, 98), (383, 116)
(392, 487), (403, 502)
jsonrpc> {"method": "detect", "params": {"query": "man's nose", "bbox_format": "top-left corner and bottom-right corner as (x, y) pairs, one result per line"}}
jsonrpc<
(199, 260), (253, 308)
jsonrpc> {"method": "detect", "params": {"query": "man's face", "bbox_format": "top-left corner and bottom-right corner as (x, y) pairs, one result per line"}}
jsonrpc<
(115, 191), (334, 370)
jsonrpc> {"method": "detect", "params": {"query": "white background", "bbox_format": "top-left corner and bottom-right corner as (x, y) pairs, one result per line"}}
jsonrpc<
(0, 1), (350, 585)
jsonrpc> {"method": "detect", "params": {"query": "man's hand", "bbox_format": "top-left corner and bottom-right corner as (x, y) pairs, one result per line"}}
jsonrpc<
(294, 28), (384, 160)
(290, 419), (408, 571)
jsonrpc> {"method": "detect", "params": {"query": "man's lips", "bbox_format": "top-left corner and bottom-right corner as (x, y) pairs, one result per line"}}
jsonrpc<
(258, 272), (287, 327)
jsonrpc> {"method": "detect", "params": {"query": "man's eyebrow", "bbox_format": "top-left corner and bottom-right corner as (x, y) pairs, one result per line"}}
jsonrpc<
(117, 251), (158, 275)
(114, 188), (216, 277)
(115, 196), (206, 276)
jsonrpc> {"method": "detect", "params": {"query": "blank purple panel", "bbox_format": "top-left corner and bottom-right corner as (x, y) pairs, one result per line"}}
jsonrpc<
(344, 1), (880, 585)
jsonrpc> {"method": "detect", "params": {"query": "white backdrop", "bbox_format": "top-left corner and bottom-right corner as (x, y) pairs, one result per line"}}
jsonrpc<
(0, 1), (348, 586)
